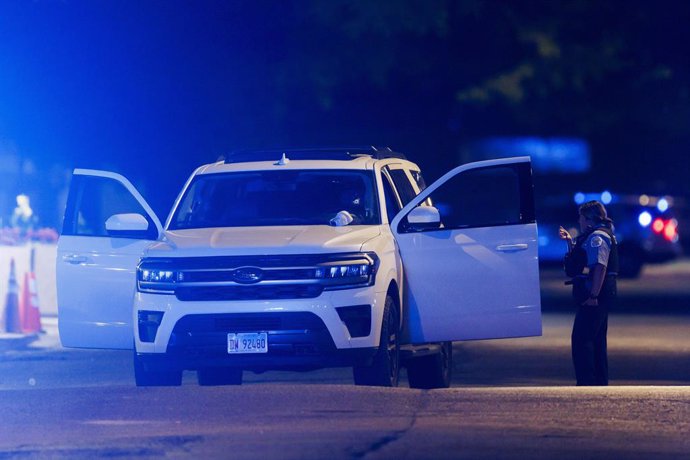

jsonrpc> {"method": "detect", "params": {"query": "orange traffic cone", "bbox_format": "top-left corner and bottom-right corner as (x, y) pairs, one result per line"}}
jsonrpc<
(20, 271), (42, 334)
(3, 259), (22, 333)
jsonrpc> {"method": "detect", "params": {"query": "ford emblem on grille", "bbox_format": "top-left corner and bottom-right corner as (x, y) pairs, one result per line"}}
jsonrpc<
(232, 267), (264, 284)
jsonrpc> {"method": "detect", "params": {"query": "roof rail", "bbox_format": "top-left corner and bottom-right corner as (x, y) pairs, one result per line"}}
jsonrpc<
(222, 146), (407, 163)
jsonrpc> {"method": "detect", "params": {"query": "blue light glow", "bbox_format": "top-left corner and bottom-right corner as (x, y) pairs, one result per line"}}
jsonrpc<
(638, 211), (652, 227)
(574, 192), (585, 204)
(657, 198), (669, 212)
(601, 191), (612, 205)
(471, 137), (591, 173)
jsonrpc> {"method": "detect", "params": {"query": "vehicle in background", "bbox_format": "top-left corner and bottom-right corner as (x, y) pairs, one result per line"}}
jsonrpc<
(537, 191), (681, 278)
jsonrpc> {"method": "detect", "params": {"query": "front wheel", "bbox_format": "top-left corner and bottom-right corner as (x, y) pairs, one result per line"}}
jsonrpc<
(353, 295), (400, 387)
(133, 351), (182, 387)
(407, 341), (453, 389)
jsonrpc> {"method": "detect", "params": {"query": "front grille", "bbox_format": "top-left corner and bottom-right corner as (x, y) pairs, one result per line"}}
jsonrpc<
(167, 312), (336, 359)
(175, 284), (324, 301)
(182, 268), (314, 283)
(174, 312), (327, 333)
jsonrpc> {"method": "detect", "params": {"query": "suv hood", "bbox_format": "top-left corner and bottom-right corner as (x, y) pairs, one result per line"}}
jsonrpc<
(146, 226), (382, 257)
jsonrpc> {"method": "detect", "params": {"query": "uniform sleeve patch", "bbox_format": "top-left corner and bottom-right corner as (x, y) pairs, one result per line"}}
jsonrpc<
(590, 235), (604, 248)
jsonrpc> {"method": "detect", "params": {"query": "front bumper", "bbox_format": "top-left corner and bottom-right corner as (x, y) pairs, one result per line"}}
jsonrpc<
(134, 285), (385, 359)
(137, 311), (378, 371)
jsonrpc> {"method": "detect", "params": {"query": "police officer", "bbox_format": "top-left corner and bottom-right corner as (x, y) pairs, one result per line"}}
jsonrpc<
(559, 200), (618, 386)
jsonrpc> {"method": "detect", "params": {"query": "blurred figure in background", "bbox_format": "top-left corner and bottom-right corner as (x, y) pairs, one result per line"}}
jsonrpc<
(559, 200), (618, 386)
(10, 194), (38, 237)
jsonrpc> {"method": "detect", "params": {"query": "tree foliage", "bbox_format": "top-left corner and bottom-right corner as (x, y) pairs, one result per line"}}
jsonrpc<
(273, 0), (690, 145)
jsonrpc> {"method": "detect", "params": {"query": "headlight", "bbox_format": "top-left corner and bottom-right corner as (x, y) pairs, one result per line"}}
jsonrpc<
(140, 269), (176, 282)
(314, 253), (378, 290)
(316, 264), (371, 279)
(137, 264), (179, 294)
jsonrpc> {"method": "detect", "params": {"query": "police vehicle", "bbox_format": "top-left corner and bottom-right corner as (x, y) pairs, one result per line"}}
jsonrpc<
(538, 191), (682, 277)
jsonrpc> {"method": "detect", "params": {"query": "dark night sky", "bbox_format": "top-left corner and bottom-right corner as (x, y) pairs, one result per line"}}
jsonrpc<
(2, 0), (690, 224)
(0, 1), (294, 216)
(1, 2), (267, 167)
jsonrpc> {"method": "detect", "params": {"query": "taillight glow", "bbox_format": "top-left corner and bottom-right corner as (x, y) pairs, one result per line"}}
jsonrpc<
(663, 219), (678, 242)
(652, 218), (665, 233)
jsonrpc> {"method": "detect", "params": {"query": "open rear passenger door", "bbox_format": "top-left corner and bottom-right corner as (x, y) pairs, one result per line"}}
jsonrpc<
(392, 157), (542, 344)
(57, 169), (162, 349)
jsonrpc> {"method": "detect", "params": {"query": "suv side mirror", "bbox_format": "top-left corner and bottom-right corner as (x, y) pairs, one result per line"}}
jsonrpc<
(406, 206), (441, 231)
(105, 213), (156, 239)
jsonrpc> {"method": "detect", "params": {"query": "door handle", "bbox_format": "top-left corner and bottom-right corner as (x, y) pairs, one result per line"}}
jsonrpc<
(63, 254), (88, 264)
(496, 244), (528, 252)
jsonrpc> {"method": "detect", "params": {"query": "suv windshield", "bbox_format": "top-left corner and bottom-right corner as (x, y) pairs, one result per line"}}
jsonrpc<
(169, 170), (380, 229)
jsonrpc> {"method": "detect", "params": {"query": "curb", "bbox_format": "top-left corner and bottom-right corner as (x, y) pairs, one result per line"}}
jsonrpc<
(0, 332), (39, 350)
(0, 316), (59, 351)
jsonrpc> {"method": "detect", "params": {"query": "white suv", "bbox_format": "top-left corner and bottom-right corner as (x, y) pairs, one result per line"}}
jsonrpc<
(57, 147), (542, 388)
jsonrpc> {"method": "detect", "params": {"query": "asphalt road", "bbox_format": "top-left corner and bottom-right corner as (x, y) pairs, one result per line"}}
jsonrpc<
(0, 262), (689, 459)
(1, 384), (689, 459)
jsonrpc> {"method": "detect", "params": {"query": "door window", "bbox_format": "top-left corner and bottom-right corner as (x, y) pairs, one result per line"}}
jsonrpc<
(62, 175), (157, 239)
(400, 164), (534, 232)
(387, 169), (417, 206)
(410, 170), (427, 192)
(381, 173), (403, 224)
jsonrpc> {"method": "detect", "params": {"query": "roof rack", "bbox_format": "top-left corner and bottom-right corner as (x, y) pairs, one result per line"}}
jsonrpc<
(222, 146), (407, 164)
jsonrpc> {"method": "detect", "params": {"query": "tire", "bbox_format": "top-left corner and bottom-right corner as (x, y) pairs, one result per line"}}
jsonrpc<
(197, 367), (243, 386)
(407, 341), (453, 389)
(133, 351), (182, 387)
(353, 295), (400, 387)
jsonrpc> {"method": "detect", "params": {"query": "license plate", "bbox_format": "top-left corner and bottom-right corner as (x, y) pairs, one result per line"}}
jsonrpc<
(227, 332), (268, 354)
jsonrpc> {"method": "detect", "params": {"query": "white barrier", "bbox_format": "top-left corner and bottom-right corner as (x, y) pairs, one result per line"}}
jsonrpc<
(0, 244), (57, 317)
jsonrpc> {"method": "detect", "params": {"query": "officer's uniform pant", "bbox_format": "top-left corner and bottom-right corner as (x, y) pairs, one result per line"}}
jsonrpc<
(571, 305), (608, 386)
